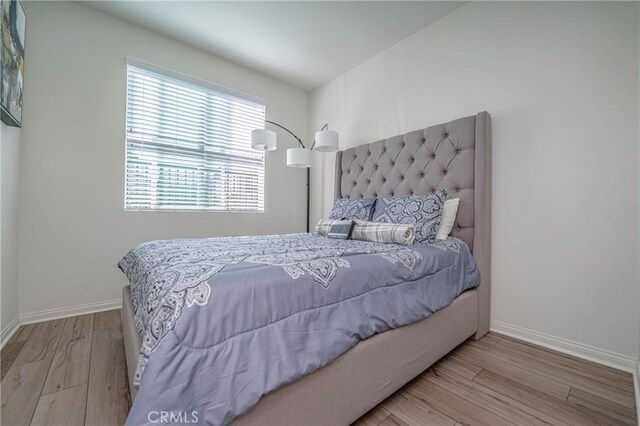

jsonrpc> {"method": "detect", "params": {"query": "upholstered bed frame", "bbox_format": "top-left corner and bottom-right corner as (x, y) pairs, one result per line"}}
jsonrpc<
(121, 111), (491, 425)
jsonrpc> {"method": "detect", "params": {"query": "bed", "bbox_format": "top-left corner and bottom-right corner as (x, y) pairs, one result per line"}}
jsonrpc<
(120, 111), (491, 425)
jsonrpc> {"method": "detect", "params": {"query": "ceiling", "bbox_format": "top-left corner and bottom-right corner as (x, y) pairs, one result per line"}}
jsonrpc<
(84, 1), (466, 91)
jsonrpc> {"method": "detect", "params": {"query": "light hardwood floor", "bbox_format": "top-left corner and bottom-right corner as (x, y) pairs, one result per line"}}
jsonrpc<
(1, 310), (637, 426)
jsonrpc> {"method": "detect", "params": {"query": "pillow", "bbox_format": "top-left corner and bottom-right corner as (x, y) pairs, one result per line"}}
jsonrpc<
(351, 220), (416, 246)
(327, 220), (355, 239)
(371, 190), (447, 243)
(435, 198), (460, 240)
(315, 219), (348, 236)
(316, 219), (415, 245)
(328, 198), (375, 221)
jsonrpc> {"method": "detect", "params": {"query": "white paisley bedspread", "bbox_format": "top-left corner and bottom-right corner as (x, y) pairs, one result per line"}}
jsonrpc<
(118, 233), (479, 425)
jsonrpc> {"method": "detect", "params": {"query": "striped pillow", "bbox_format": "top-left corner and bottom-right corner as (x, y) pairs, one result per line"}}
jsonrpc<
(351, 220), (416, 246)
(315, 219), (351, 237)
(316, 219), (416, 246)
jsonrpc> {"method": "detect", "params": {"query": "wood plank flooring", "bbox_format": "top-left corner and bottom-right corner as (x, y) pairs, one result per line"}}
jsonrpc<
(1, 311), (636, 425)
(1, 311), (130, 426)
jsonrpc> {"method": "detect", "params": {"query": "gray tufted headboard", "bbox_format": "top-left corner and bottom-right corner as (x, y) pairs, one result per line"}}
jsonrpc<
(334, 112), (491, 337)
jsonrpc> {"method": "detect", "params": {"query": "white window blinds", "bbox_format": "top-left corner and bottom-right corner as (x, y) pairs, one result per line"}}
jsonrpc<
(125, 61), (266, 211)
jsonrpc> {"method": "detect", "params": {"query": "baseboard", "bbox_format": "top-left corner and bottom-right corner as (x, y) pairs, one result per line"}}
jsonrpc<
(20, 298), (122, 325)
(490, 319), (637, 373)
(0, 316), (20, 350)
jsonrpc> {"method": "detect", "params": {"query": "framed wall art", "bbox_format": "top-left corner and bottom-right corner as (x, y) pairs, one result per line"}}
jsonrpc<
(1, 0), (25, 127)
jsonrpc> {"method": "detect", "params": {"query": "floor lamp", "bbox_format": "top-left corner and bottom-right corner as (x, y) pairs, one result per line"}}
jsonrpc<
(251, 121), (339, 232)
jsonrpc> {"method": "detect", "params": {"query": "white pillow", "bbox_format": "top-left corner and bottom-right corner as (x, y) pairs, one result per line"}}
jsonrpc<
(435, 198), (460, 240)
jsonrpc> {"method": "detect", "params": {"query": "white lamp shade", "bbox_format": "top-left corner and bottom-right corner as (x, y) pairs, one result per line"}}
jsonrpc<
(286, 148), (312, 168)
(314, 129), (339, 152)
(251, 129), (277, 151)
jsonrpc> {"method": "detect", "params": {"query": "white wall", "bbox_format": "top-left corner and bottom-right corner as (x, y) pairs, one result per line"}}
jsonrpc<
(18, 2), (310, 316)
(310, 2), (640, 359)
(1, 123), (21, 337)
(636, 0), (640, 393)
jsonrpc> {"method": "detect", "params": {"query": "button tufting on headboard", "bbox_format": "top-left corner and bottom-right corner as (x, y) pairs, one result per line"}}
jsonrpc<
(335, 113), (481, 251)
(333, 111), (491, 338)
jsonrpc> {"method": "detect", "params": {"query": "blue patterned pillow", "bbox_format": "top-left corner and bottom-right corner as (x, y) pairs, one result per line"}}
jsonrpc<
(371, 190), (447, 243)
(328, 198), (375, 221)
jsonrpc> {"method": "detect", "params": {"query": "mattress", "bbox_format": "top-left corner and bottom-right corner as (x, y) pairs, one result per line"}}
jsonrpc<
(118, 233), (479, 425)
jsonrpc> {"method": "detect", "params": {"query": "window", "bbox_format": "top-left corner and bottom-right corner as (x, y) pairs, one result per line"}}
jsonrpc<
(124, 60), (266, 211)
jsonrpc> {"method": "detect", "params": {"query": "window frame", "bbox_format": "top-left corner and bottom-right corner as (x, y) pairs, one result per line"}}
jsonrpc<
(123, 58), (267, 213)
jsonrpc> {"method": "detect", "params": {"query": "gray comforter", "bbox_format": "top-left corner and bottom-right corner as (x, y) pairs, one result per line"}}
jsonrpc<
(118, 233), (479, 425)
